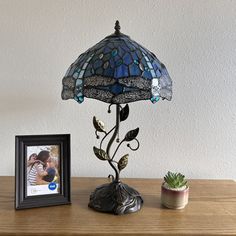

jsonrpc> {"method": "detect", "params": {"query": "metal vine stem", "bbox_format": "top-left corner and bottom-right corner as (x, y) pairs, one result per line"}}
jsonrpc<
(95, 104), (140, 183)
(106, 104), (120, 182)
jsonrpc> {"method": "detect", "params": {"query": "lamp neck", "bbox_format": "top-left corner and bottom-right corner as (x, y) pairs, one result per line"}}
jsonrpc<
(106, 104), (120, 182)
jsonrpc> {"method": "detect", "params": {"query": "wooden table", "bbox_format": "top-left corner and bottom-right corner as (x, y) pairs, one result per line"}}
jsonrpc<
(1, 177), (236, 235)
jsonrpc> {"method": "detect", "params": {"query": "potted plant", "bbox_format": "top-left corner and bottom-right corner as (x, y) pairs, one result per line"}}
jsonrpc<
(161, 171), (189, 209)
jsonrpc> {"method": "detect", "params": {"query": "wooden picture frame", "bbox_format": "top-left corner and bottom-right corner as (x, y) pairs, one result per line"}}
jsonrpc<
(15, 134), (71, 209)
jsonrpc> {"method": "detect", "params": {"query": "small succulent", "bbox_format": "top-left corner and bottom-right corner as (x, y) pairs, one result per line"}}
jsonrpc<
(164, 171), (187, 189)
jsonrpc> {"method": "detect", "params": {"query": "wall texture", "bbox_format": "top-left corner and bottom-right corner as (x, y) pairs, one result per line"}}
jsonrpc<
(0, 0), (236, 179)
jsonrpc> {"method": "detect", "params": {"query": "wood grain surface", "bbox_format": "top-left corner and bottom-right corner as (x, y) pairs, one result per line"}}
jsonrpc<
(1, 177), (236, 235)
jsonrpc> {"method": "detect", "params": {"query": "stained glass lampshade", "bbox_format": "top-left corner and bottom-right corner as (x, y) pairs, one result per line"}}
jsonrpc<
(61, 21), (172, 215)
(62, 22), (172, 105)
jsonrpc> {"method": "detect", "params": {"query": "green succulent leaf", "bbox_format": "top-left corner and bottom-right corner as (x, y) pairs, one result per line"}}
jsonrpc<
(93, 116), (106, 133)
(164, 171), (187, 188)
(124, 128), (139, 142)
(118, 154), (129, 171)
(93, 146), (109, 161)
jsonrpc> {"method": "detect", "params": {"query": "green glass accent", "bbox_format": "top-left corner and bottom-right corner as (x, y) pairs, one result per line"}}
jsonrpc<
(112, 49), (118, 57)
(78, 96), (84, 103)
(151, 96), (160, 103)
(134, 59), (139, 65)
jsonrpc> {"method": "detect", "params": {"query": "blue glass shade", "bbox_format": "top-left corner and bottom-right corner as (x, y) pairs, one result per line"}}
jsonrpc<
(62, 23), (172, 104)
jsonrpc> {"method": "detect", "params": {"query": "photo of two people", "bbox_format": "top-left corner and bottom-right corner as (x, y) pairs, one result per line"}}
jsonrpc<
(27, 145), (60, 196)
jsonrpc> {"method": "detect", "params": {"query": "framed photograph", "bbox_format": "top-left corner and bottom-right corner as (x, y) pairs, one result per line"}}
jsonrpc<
(15, 134), (71, 209)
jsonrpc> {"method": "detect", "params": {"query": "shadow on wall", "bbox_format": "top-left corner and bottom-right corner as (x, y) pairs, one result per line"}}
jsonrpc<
(0, 95), (60, 115)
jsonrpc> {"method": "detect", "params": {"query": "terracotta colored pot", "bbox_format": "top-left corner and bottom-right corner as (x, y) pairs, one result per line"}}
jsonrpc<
(161, 183), (189, 209)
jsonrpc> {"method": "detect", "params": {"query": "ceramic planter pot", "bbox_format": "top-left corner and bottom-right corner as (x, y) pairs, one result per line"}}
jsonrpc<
(161, 183), (189, 209)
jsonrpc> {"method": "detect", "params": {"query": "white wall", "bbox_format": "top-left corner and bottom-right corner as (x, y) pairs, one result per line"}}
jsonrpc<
(1, 0), (236, 179)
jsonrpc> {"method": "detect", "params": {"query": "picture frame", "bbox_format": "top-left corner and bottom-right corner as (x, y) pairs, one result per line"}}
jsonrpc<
(15, 134), (71, 209)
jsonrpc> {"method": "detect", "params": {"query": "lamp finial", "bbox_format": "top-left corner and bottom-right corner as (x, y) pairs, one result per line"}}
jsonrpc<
(114, 20), (121, 35)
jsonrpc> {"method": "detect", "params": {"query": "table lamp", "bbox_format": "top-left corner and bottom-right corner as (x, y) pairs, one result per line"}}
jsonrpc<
(61, 21), (172, 215)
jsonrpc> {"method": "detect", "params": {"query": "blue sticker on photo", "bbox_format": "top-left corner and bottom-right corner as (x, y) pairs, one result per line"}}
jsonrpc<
(48, 182), (57, 190)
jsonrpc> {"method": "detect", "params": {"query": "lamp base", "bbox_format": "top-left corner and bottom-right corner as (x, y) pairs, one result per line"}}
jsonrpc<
(88, 180), (143, 215)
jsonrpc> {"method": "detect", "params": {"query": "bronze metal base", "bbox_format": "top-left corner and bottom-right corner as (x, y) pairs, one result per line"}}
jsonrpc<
(88, 180), (143, 215)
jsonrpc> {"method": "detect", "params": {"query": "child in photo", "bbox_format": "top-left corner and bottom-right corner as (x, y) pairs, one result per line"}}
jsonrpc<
(27, 153), (37, 167)
(27, 151), (50, 186)
(43, 157), (59, 183)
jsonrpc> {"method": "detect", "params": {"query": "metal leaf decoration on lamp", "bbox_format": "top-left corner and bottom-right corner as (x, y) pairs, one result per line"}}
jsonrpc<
(62, 21), (172, 215)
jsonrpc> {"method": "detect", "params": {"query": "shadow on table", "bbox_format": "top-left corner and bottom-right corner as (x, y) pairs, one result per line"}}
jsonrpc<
(142, 194), (164, 209)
